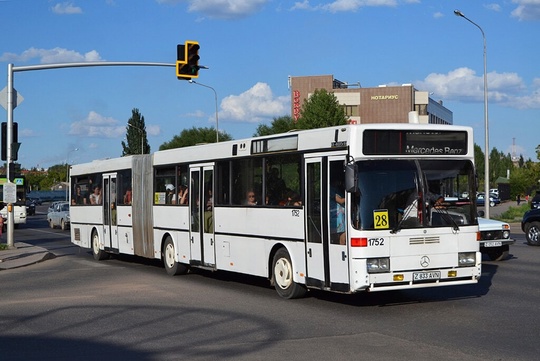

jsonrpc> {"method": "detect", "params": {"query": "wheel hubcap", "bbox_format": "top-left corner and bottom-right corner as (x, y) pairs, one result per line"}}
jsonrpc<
(165, 244), (175, 268)
(274, 258), (292, 289)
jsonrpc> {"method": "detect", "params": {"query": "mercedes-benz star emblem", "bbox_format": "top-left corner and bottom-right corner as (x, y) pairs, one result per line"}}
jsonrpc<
(420, 256), (430, 268)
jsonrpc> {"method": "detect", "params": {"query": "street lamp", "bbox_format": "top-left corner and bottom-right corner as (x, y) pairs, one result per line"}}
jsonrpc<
(454, 9), (490, 218)
(189, 79), (219, 142)
(127, 123), (144, 154)
(66, 148), (79, 201)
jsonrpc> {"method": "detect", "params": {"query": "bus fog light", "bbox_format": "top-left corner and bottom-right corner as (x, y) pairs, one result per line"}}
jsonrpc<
(367, 258), (390, 273)
(448, 270), (457, 278)
(458, 252), (476, 267)
(393, 274), (404, 281)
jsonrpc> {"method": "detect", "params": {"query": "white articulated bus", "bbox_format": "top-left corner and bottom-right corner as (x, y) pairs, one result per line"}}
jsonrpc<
(69, 124), (481, 298)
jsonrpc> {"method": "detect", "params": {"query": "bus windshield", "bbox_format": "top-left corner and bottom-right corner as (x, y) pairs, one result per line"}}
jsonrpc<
(351, 159), (476, 231)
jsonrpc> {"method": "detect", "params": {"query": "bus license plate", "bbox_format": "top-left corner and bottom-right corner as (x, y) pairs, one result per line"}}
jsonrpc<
(413, 271), (441, 281)
(484, 241), (502, 247)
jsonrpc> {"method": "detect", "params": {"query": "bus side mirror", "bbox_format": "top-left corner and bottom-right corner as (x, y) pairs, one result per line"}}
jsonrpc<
(345, 163), (357, 193)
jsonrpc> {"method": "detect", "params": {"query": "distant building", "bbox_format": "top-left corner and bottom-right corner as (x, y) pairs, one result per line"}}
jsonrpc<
(289, 75), (452, 125)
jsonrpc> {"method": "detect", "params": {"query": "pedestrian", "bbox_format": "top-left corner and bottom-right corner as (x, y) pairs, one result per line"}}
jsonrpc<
(517, 194), (521, 205)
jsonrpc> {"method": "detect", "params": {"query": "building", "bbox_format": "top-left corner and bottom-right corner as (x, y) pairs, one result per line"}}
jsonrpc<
(289, 75), (452, 125)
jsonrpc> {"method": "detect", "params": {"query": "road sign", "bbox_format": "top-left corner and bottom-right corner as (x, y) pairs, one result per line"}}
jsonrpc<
(0, 86), (24, 110)
(2, 182), (17, 203)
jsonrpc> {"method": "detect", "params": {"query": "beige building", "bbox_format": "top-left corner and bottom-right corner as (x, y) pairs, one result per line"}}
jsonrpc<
(289, 75), (452, 125)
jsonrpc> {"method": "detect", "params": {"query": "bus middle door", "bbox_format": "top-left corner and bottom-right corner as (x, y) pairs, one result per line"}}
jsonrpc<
(189, 165), (216, 267)
(102, 173), (119, 252)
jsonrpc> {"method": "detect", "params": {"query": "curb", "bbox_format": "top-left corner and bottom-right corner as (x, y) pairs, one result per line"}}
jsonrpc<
(0, 242), (55, 270)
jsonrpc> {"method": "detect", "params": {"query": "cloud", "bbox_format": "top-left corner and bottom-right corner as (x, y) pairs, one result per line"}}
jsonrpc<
(156, 0), (268, 19)
(51, 2), (83, 14)
(220, 83), (290, 122)
(415, 67), (540, 109)
(69, 111), (161, 138)
(291, 0), (398, 12)
(484, 3), (501, 12)
(511, 0), (540, 21)
(0, 47), (103, 64)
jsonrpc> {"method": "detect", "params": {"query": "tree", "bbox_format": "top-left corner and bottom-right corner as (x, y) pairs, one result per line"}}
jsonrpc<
(159, 127), (232, 150)
(121, 108), (150, 156)
(295, 89), (348, 129)
(253, 116), (296, 136)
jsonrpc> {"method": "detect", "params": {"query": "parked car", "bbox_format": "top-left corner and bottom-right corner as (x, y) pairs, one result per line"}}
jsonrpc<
(478, 217), (514, 260)
(47, 201), (70, 230)
(25, 199), (36, 216)
(521, 208), (540, 246)
(530, 191), (540, 209)
(477, 192), (500, 207)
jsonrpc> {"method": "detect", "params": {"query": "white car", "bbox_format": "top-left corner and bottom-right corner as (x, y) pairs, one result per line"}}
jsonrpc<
(478, 217), (514, 261)
(47, 201), (70, 230)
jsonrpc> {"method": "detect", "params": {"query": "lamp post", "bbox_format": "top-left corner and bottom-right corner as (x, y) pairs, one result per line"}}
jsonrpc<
(454, 9), (490, 218)
(66, 148), (79, 201)
(189, 80), (219, 142)
(127, 123), (144, 154)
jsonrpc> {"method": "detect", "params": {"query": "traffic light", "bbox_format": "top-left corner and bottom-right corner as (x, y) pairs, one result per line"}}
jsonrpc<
(176, 41), (200, 79)
(1, 121), (18, 161)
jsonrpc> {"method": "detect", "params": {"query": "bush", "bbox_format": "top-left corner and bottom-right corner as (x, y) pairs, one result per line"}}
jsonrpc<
(495, 203), (530, 223)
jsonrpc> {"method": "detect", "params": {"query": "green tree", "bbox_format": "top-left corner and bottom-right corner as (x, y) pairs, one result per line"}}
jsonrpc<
(159, 127), (232, 150)
(253, 116), (296, 136)
(295, 89), (348, 129)
(121, 108), (150, 156)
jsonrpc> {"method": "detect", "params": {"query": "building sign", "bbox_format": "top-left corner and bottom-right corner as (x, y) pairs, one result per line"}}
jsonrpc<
(370, 94), (399, 100)
(292, 90), (301, 121)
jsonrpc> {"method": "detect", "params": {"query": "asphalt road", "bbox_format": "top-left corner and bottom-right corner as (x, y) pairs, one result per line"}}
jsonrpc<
(0, 205), (539, 360)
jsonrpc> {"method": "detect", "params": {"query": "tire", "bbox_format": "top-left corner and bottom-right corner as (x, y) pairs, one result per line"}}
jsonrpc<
(162, 237), (188, 276)
(272, 247), (307, 299)
(92, 230), (108, 260)
(49, 219), (54, 229)
(61, 219), (66, 231)
(525, 221), (540, 246)
(486, 245), (509, 261)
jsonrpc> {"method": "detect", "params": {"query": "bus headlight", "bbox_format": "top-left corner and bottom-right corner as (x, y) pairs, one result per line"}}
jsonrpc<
(367, 258), (390, 273)
(458, 252), (476, 267)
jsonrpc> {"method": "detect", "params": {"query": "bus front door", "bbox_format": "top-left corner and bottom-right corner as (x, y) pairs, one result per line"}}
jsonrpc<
(189, 165), (215, 267)
(305, 157), (350, 292)
(102, 173), (119, 252)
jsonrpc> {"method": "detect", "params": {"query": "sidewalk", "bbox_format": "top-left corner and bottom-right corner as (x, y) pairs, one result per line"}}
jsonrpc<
(0, 242), (54, 270)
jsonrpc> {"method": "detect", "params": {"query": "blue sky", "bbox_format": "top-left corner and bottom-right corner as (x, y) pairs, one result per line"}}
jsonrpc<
(0, 0), (539, 169)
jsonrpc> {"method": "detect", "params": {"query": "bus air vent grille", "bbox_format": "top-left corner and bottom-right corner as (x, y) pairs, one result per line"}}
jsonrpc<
(409, 236), (440, 245)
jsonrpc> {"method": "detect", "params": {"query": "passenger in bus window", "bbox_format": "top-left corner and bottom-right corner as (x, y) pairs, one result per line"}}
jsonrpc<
(72, 185), (86, 205)
(244, 190), (257, 205)
(123, 187), (132, 205)
(330, 180), (346, 245)
(165, 184), (175, 204)
(90, 186), (102, 205)
(175, 185), (189, 205)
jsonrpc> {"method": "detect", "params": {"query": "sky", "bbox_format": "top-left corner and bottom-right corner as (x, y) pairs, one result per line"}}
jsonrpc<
(0, 0), (539, 170)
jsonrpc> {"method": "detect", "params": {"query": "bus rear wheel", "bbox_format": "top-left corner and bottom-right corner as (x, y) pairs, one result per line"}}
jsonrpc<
(92, 230), (108, 261)
(162, 237), (188, 276)
(272, 248), (307, 299)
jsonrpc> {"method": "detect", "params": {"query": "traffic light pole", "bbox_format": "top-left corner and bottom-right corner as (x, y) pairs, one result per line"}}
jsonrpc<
(4, 61), (175, 248)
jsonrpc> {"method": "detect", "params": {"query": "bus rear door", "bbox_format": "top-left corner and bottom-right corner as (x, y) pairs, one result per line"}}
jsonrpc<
(189, 164), (215, 267)
(102, 173), (119, 252)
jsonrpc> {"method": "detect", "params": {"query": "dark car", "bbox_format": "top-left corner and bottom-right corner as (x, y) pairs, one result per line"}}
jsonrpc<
(477, 192), (500, 207)
(530, 191), (540, 209)
(521, 208), (540, 246)
(25, 199), (36, 216)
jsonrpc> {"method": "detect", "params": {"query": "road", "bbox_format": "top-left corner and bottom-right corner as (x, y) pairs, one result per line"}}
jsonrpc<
(0, 205), (539, 360)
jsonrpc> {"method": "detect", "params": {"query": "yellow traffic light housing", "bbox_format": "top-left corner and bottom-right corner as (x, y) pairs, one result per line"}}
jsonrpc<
(176, 41), (200, 79)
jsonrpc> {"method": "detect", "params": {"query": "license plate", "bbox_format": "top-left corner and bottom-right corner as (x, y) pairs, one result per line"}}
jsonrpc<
(413, 271), (441, 281)
(484, 241), (502, 247)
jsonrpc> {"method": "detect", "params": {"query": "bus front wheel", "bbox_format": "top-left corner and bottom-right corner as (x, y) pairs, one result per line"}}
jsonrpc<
(162, 237), (188, 276)
(272, 248), (307, 299)
(92, 230), (108, 261)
